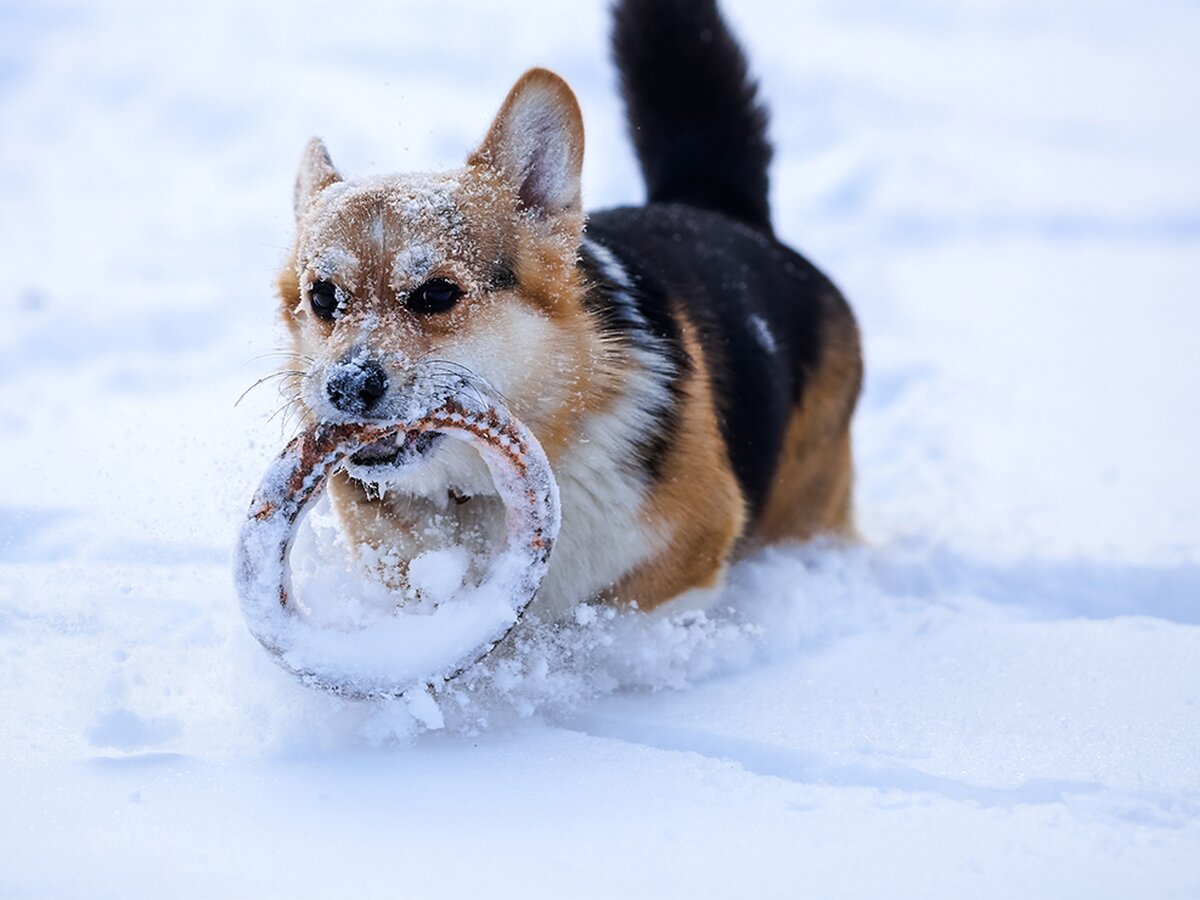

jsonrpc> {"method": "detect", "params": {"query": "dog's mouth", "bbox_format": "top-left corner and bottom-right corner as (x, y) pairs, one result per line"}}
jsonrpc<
(343, 429), (444, 479)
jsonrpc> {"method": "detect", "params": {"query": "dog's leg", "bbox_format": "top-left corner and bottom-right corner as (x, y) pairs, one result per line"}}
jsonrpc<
(753, 311), (862, 546)
(327, 472), (506, 598)
(606, 320), (747, 612)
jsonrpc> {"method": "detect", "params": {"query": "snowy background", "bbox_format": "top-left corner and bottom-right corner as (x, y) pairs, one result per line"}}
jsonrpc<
(2, 0), (1199, 895)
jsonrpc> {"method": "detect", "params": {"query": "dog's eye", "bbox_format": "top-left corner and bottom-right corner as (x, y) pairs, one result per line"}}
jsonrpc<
(310, 279), (340, 320)
(408, 278), (462, 314)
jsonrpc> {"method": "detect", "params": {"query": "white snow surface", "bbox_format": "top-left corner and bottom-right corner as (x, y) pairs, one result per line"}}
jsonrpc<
(2, 0), (1199, 896)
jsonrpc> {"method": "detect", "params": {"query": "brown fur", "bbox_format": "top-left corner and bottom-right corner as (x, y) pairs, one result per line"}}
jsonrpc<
(609, 311), (747, 611)
(751, 300), (862, 549)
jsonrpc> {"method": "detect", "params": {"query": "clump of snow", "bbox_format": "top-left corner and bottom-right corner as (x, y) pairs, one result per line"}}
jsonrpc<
(390, 241), (439, 287)
(407, 545), (473, 604)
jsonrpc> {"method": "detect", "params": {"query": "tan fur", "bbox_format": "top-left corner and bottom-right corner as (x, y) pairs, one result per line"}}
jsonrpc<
(609, 313), (747, 611)
(751, 301), (862, 548)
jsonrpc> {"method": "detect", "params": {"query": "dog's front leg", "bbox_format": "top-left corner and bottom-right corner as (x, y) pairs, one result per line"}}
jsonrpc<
(327, 472), (507, 603)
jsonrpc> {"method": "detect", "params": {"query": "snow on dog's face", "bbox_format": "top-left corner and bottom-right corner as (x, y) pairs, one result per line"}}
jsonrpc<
(277, 70), (597, 497)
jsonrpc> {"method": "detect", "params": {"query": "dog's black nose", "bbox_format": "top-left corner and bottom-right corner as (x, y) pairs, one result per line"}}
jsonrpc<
(326, 357), (389, 416)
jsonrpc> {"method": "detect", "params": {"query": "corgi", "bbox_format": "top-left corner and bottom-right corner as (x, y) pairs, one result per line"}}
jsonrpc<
(275, 0), (862, 622)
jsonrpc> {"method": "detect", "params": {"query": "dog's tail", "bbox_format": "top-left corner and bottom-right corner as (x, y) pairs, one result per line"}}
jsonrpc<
(612, 0), (773, 232)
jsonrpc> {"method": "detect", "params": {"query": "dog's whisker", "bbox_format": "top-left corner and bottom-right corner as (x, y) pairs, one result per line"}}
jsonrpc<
(274, 373), (304, 396)
(425, 361), (509, 408)
(266, 395), (304, 429)
(285, 406), (317, 440)
(421, 373), (490, 409)
(241, 351), (317, 367)
(236, 370), (306, 408)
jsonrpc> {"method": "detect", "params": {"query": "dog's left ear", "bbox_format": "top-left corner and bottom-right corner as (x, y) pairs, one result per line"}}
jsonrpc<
(470, 68), (584, 224)
(294, 137), (342, 219)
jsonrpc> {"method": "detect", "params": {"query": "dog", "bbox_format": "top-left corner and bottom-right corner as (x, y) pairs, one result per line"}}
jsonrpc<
(275, 0), (862, 622)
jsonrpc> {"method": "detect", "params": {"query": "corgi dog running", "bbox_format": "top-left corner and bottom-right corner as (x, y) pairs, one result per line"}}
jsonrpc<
(275, 0), (862, 621)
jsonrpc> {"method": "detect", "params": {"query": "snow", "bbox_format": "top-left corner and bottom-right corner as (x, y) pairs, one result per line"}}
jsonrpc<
(2, 0), (1199, 896)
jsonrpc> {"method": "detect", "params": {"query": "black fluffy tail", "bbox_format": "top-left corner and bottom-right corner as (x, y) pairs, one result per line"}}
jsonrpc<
(612, 0), (773, 232)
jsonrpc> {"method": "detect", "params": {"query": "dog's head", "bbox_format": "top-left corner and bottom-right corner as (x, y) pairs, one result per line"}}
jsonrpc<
(278, 69), (597, 494)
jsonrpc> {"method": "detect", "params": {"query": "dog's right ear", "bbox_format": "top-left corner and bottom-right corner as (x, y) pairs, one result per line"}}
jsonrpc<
(469, 68), (584, 224)
(293, 137), (342, 218)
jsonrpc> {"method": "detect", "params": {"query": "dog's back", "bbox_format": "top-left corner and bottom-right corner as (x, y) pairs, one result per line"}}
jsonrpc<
(593, 0), (863, 552)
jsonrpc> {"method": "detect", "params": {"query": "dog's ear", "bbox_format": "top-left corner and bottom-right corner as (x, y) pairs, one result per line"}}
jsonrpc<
(470, 68), (584, 222)
(294, 137), (342, 218)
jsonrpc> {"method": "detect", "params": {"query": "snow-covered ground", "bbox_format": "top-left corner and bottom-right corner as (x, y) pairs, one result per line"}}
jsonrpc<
(3, 0), (1199, 895)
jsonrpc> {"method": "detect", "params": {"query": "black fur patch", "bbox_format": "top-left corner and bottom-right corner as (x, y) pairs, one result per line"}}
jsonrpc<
(585, 205), (851, 520)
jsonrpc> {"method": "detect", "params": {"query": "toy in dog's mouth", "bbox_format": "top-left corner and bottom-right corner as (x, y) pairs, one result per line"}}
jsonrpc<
(233, 385), (560, 699)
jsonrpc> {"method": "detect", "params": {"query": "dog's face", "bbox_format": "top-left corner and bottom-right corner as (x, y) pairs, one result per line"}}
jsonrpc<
(278, 70), (596, 495)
